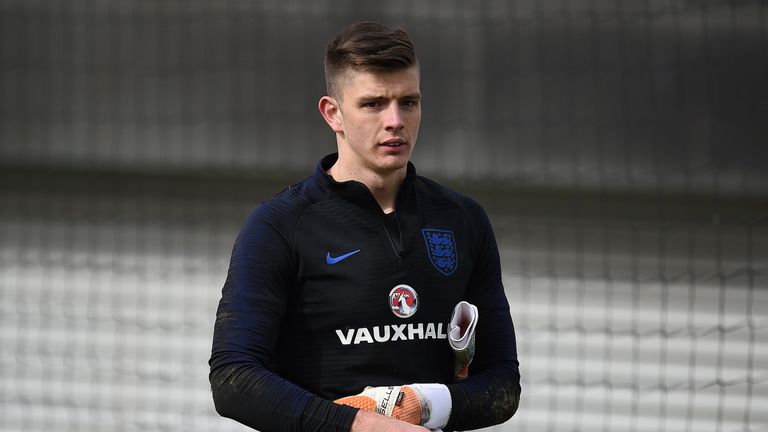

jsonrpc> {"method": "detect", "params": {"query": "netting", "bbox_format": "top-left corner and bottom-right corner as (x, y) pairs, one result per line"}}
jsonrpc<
(1, 1), (766, 431)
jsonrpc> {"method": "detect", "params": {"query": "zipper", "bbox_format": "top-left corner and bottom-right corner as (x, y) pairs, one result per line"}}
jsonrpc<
(353, 182), (404, 263)
(378, 212), (404, 263)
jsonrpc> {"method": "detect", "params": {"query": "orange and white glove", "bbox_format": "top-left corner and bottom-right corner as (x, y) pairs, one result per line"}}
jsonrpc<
(449, 301), (478, 381)
(335, 384), (451, 429)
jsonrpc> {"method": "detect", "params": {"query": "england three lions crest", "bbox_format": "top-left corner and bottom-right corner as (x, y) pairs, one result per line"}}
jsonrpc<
(422, 228), (458, 276)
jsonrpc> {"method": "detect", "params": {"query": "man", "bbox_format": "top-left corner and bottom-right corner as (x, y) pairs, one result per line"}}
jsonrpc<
(209, 22), (520, 432)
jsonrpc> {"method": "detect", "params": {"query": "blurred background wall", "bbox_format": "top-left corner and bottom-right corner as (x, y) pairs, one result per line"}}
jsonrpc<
(1, 1), (766, 431)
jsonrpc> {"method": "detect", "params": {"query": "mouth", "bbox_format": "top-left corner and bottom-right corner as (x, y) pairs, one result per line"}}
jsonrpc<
(380, 138), (407, 148)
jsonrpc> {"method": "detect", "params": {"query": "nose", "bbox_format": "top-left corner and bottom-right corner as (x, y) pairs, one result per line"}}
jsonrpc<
(383, 103), (404, 131)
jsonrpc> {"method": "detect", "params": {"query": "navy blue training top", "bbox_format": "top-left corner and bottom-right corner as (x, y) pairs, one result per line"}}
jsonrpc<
(209, 154), (520, 432)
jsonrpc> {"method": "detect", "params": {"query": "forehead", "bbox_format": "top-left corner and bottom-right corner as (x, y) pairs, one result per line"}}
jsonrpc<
(338, 66), (421, 100)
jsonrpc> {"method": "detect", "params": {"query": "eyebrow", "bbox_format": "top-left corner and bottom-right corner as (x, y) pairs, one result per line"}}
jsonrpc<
(401, 93), (422, 101)
(357, 93), (422, 102)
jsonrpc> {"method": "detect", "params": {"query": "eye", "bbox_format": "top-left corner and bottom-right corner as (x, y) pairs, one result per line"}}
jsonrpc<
(401, 99), (419, 108)
(361, 101), (380, 109)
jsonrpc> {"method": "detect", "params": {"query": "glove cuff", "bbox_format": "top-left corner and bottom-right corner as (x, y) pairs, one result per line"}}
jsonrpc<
(449, 301), (478, 351)
(409, 383), (451, 429)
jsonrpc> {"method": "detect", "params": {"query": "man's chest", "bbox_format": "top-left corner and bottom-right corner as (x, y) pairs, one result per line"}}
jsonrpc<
(291, 198), (473, 332)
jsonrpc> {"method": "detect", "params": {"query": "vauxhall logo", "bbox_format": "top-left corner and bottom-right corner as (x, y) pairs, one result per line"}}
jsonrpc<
(389, 284), (418, 318)
(334, 284), (448, 345)
(335, 322), (448, 345)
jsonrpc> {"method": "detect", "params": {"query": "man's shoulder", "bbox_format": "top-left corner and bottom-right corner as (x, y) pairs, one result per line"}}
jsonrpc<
(243, 175), (327, 233)
(414, 175), (488, 218)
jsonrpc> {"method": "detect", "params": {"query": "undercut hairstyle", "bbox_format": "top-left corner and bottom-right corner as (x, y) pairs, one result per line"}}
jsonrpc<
(324, 21), (418, 99)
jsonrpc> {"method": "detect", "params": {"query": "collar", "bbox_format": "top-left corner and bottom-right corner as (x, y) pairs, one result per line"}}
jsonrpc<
(313, 153), (418, 209)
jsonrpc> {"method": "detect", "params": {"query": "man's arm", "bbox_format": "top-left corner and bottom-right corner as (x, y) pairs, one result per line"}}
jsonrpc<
(209, 207), (359, 432)
(444, 202), (521, 431)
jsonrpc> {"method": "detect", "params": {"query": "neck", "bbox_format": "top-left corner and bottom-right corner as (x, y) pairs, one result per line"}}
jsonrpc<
(328, 160), (406, 213)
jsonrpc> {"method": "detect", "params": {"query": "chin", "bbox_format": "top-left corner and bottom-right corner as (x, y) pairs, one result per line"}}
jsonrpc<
(377, 157), (410, 172)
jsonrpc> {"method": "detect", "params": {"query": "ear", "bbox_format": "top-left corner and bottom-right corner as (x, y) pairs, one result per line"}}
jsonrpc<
(318, 96), (344, 133)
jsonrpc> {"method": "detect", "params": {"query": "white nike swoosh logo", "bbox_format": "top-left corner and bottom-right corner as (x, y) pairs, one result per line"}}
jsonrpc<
(326, 249), (361, 265)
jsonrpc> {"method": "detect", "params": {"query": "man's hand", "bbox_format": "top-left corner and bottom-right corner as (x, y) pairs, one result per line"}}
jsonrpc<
(336, 384), (451, 429)
(336, 385), (427, 425)
(351, 409), (429, 432)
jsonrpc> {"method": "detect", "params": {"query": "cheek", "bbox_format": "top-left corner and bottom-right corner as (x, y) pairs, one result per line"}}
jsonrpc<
(407, 112), (421, 130)
(342, 121), (374, 148)
(348, 118), (377, 138)
(344, 119), (362, 138)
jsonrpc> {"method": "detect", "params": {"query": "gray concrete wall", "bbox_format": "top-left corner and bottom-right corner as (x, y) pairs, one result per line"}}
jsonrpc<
(2, 0), (766, 194)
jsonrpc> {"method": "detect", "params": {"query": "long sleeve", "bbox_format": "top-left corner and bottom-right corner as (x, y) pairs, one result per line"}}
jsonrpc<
(208, 206), (358, 432)
(445, 203), (521, 431)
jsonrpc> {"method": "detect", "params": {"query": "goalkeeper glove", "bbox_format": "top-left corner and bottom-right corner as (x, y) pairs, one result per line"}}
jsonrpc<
(335, 383), (451, 429)
(448, 301), (478, 381)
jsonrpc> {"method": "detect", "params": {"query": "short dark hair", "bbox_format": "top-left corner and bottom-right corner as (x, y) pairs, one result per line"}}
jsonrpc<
(324, 21), (418, 98)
